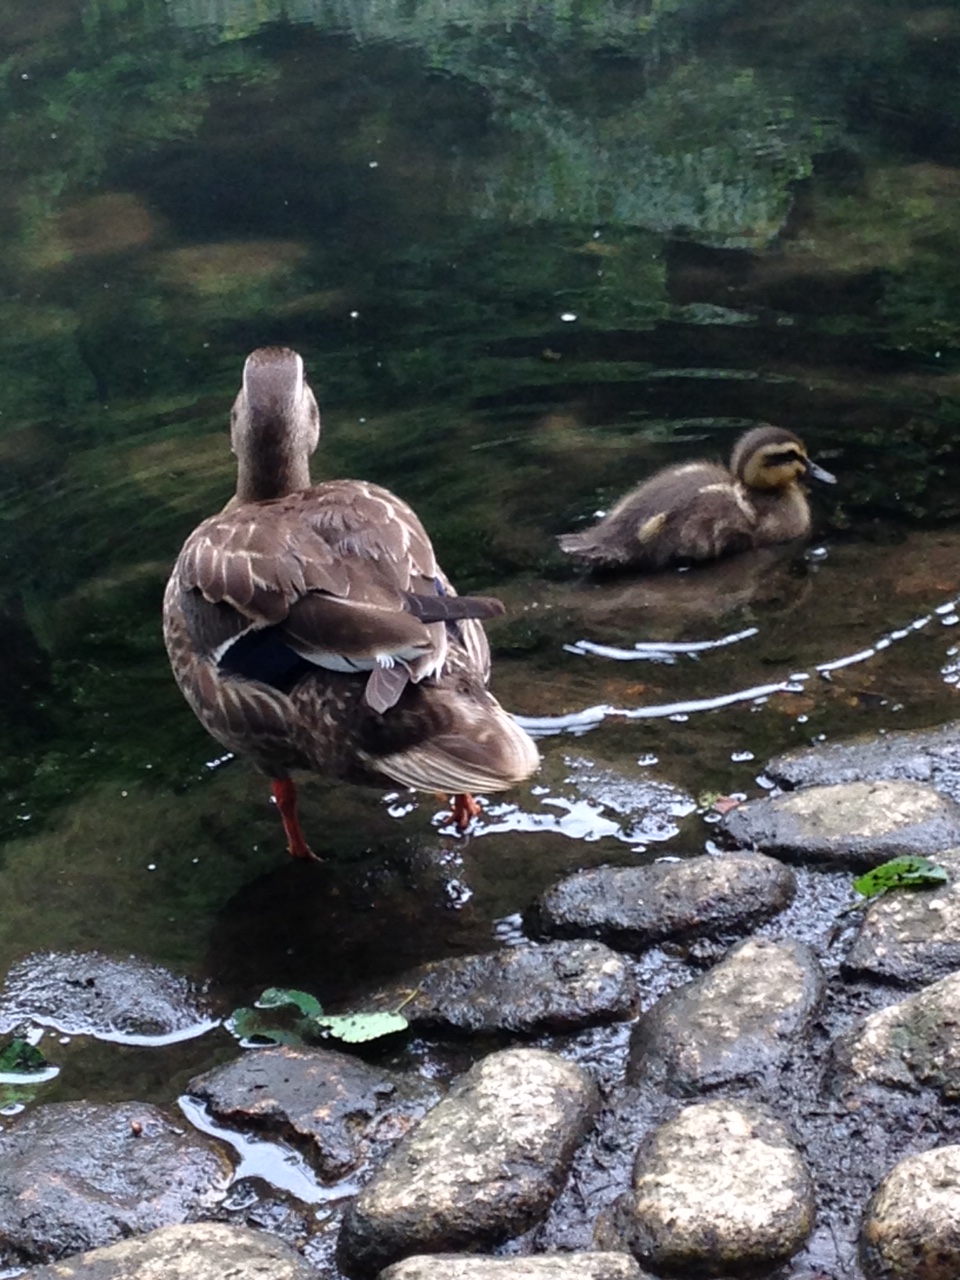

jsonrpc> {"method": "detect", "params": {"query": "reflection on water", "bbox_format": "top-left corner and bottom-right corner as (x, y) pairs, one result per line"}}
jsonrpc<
(0, 0), (959, 1141)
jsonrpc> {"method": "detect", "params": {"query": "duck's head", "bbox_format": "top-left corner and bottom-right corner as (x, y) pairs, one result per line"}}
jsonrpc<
(731, 425), (836, 492)
(231, 346), (321, 501)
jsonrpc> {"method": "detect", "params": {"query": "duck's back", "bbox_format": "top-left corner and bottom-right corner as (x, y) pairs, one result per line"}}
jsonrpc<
(558, 461), (758, 570)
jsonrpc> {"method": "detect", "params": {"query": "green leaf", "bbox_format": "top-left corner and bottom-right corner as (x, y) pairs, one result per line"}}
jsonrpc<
(313, 1012), (409, 1044)
(0, 1037), (48, 1075)
(254, 987), (323, 1018)
(853, 856), (949, 900)
(226, 1007), (306, 1048)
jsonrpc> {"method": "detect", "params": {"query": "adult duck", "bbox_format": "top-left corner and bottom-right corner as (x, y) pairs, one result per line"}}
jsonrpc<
(557, 425), (836, 571)
(163, 346), (539, 859)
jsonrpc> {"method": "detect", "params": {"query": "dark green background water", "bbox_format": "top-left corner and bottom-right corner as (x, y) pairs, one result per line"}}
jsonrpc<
(2, 0), (960, 1079)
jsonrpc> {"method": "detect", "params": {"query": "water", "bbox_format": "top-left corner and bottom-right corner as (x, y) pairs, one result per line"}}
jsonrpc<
(1, 0), (960, 1189)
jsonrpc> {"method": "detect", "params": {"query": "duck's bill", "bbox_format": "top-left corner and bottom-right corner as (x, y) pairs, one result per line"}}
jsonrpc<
(805, 459), (837, 484)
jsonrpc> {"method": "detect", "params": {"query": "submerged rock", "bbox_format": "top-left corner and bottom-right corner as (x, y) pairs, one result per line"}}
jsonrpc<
(337, 1048), (599, 1277)
(0, 951), (211, 1043)
(861, 1146), (960, 1279)
(629, 938), (824, 1092)
(721, 780), (960, 869)
(767, 721), (960, 803)
(613, 1100), (815, 1275)
(0, 1102), (231, 1263)
(528, 852), (795, 951)
(380, 1256), (646, 1279)
(832, 970), (960, 1100)
(843, 848), (960, 985)
(188, 1045), (438, 1181)
(18, 1222), (315, 1279)
(353, 941), (637, 1034)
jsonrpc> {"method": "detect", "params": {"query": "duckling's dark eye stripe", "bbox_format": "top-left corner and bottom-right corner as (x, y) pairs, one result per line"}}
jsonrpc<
(763, 449), (804, 466)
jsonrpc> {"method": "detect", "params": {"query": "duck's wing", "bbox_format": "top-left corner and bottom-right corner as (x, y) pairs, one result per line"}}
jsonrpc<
(173, 480), (501, 712)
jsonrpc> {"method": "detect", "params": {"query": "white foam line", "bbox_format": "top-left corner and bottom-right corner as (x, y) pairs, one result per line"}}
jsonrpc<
(565, 626), (759, 661)
(3, 1015), (222, 1048)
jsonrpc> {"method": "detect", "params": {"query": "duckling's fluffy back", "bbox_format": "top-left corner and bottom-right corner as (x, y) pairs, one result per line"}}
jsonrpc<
(558, 460), (758, 570)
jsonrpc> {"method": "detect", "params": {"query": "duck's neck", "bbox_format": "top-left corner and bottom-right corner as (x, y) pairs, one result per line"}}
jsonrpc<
(234, 441), (313, 503)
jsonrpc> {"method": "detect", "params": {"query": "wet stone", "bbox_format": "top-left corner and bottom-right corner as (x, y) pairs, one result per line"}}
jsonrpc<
(629, 937), (824, 1092)
(720, 780), (960, 869)
(380, 1255), (647, 1280)
(528, 852), (795, 952)
(843, 848), (960, 985)
(188, 1045), (438, 1181)
(832, 970), (960, 1100)
(17, 1222), (315, 1280)
(353, 941), (637, 1034)
(0, 1102), (231, 1264)
(337, 1047), (599, 1278)
(613, 1100), (815, 1275)
(767, 721), (960, 804)
(0, 951), (211, 1042)
(861, 1146), (960, 1280)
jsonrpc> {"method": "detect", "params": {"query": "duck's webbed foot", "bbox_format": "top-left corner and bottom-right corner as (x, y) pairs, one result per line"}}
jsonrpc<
(270, 777), (323, 862)
(451, 792), (482, 832)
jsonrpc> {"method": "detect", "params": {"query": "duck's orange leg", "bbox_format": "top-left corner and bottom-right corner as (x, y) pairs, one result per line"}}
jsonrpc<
(451, 792), (482, 832)
(270, 778), (322, 861)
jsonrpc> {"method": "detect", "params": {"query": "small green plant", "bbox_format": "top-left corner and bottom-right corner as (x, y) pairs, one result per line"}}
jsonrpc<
(227, 987), (409, 1048)
(0, 1035), (49, 1076)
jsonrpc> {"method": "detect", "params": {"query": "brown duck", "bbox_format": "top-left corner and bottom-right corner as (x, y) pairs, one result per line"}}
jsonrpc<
(163, 346), (539, 859)
(557, 425), (836, 571)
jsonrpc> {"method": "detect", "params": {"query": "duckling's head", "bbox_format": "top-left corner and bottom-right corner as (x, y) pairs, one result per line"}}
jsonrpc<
(730, 425), (836, 492)
(231, 346), (321, 501)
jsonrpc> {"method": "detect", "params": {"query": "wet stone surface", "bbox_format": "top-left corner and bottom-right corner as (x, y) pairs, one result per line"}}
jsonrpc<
(861, 1146), (960, 1280)
(188, 1045), (439, 1181)
(843, 848), (960, 985)
(720, 780), (960, 869)
(352, 940), (638, 1034)
(337, 1047), (599, 1278)
(767, 722), (960, 804)
(0, 951), (211, 1041)
(611, 1100), (815, 1275)
(0, 1102), (232, 1265)
(379, 1255), (647, 1280)
(832, 970), (960, 1101)
(629, 937), (824, 1092)
(527, 852), (796, 952)
(18, 1223), (317, 1280)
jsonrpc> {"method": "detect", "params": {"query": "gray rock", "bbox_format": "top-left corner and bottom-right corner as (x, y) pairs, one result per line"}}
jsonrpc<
(615, 1100), (815, 1275)
(0, 1102), (231, 1263)
(629, 938), (824, 1092)
(832, 970), (960, 1100)
(843, 848), (960, 985)
(338, 1048), (599, 1277)
(17, 1223), (315, 1279)
(721, 780), (960, 869)
(767, 721), (960, 803)
(354, 941), (637, 1034)
(528, 853), (795, 952)
(861, 1146), (960, 1279)
(379, 1254), (646, 1279)
(188, 1045), (437, 1181)
(0, 951), (212, 1043)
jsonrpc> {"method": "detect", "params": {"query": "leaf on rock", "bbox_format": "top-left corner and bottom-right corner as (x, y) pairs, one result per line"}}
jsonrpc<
(853, 856), (949, 900)
(255, 987), (324, 1018)
(314, 1012), (409, 1044)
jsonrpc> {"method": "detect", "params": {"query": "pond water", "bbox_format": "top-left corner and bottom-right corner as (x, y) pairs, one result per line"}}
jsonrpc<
(1, 0), (960, 1169)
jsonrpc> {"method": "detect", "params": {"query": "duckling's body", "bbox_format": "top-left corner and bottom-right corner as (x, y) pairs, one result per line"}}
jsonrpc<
(163, 347), (539, 858)
(557, 426), (835, 571)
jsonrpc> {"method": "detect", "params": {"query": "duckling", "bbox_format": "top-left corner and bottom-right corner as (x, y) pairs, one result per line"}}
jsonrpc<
(557, 425), (835, 571)
(163, 346), (539, 859)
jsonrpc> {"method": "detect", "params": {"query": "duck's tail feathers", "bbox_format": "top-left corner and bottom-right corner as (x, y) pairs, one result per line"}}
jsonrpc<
(405, 592), (505, 624)
(372, 698), (539, 797)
